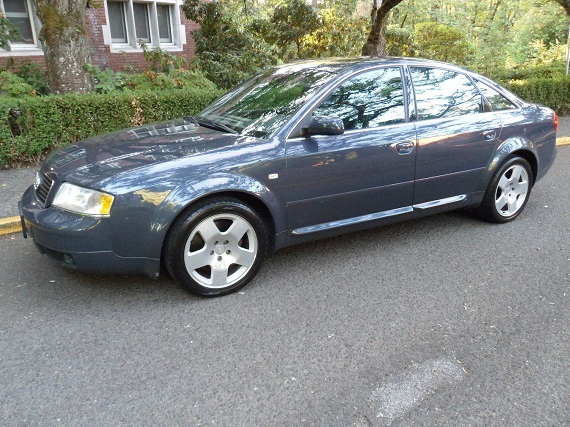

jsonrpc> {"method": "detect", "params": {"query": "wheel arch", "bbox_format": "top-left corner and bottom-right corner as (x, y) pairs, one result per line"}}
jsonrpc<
(160, 190), (277, 260)
(479, 137), (538, 193)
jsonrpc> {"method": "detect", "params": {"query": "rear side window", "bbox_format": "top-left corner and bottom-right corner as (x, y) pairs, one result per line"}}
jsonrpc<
(411, 67), (482, 120)
(474, 80), (516, 111)
(314, 67), (406, 130)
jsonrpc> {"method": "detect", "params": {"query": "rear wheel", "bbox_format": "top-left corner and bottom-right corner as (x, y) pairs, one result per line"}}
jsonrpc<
(477, 156), (533, 223)
(164, 198), (269, 296)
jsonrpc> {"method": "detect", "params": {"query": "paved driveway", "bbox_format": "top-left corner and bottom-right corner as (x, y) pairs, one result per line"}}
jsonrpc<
(1, 147), (568, 426)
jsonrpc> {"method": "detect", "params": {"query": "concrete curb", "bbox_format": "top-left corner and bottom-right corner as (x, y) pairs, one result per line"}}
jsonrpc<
(0, 216), (21, 236)
(1, 138), (569, 237)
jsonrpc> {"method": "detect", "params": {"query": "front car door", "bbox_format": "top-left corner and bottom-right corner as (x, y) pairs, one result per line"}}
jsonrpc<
(285, 66), (417, 235)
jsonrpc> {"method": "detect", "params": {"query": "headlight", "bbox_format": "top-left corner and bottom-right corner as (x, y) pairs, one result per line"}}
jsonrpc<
(52, 183), (114, 216)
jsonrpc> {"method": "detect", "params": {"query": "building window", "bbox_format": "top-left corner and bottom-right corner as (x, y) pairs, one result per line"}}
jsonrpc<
(108, 1), (128, 43)
(132, 3), (150, 43)
(0, 0), (42, 53)
(157, 4), (172, 43)
(106, 0), (179, 49)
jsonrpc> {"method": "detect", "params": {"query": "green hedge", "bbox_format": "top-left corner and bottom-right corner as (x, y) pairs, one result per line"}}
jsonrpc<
(0, 87), (223, 168)
(504, 77), (570, 115)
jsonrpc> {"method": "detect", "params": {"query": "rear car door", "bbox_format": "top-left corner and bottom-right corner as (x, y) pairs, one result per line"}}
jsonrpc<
(409, 66), (503, 207)
(285, 66), (417, 234)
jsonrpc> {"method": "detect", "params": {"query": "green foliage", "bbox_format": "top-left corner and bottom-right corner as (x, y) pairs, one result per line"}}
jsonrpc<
(0, 87), (223, 168)
(302, 6), (369, 58)
(489, 62), (566, 83)
(386, 26), (414, 56)
(389, 0), (567, 75)
(85, 64), (217, 94)
(505, 0), (568, 65)
(13, 63), (50, 95)
(183, 0), (279, 89)
(505, 77), (570, 115)
(412, 22), (474, 64)
(0, 72), (36, 97)
(266, 0), (320, 59)
(141, 43), (188, 73)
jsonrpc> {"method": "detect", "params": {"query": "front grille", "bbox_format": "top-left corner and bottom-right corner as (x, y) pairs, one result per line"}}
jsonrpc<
(34, 172), (55, 206)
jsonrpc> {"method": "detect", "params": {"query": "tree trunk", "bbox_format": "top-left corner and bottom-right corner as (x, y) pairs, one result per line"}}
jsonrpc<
(32, 0), (93, 94)
(361, 0), (404, 57)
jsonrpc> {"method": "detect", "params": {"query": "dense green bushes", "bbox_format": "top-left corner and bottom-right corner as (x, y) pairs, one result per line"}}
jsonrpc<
(505, 77), (570, 115)
(0, 87), (222, 168)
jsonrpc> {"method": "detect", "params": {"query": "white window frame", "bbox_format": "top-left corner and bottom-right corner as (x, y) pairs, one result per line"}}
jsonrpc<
(0, 0), (43, 56)
(104, 0), (184, 52)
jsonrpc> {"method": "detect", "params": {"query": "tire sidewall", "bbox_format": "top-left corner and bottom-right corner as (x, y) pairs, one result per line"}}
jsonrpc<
(482, 156), (533, 223)
(165, 198), (269, 297)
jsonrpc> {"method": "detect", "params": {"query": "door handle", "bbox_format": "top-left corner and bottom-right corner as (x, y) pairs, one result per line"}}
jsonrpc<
(392, 141), (415, 155)
(482, 130), (496, 141)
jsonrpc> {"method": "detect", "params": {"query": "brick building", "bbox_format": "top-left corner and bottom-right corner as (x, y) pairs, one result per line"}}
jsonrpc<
(0, 0), (198, 71)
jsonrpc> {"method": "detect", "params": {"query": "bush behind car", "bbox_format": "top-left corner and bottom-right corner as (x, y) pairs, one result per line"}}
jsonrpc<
(0, 87), (223, 169)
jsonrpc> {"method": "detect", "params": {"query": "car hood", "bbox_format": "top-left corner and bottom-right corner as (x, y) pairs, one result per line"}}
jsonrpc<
(42, 118), (257, 187)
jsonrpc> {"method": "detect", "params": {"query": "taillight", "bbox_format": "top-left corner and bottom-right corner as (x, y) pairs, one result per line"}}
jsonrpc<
(554, 112), (559, 132)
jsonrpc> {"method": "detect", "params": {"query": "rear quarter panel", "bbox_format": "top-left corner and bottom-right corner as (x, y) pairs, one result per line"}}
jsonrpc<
(477, 105), (556, 192)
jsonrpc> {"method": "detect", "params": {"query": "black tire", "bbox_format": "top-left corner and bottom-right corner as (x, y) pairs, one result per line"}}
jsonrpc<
(164, 198), (270, 297)
(477, 156), (533, 223)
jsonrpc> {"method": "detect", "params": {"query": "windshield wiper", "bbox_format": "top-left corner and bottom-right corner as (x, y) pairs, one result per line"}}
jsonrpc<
(195, 117), (238, 135)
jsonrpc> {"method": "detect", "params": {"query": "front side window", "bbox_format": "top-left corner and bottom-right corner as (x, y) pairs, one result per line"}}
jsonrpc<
(314, 67), (406, 130)
(107, 0), (178, 48)
(411, 67), (482, 121)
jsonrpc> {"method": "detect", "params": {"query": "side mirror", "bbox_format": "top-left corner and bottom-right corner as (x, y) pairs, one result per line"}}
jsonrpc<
(303, 116), (344, 137)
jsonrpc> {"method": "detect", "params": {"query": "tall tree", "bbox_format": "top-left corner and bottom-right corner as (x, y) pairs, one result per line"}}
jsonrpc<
(31, 0), (93, 93)
(362, 0), (405, 56)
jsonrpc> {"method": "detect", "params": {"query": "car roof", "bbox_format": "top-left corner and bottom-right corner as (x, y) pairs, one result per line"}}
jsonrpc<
(274, 57), (468, 75)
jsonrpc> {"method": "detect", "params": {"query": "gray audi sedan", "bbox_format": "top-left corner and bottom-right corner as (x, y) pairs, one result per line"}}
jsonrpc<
(20, 58), (558, 296)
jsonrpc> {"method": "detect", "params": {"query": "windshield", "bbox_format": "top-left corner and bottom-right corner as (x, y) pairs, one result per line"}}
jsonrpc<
(197, 66), (338, 138)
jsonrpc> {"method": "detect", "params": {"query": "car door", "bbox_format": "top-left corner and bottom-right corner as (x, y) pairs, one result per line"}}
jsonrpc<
(409, 66), (503, 206)
(284, 66), (417, 234)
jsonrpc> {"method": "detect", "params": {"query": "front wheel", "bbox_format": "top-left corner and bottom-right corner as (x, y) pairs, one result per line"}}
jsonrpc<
(477, 156), (533, 223)
(164, 198), (270, 297)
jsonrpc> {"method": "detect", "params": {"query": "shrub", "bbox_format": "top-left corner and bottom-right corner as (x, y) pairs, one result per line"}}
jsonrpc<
(488, 61), (566, 82)
(85, 64), (217, 94)
(505, 77), (570, 115)
(0, 71), (36, 97)
(14, 62), (50, 95)
(413, 22), (474, 65)
(0, 87), (223, 168)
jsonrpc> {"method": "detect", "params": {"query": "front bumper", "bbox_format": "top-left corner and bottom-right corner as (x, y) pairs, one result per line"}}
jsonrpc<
(19, 185), (160, 278)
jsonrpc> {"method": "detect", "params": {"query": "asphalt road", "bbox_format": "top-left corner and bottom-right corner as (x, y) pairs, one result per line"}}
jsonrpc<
(1, 147), (569, 426)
